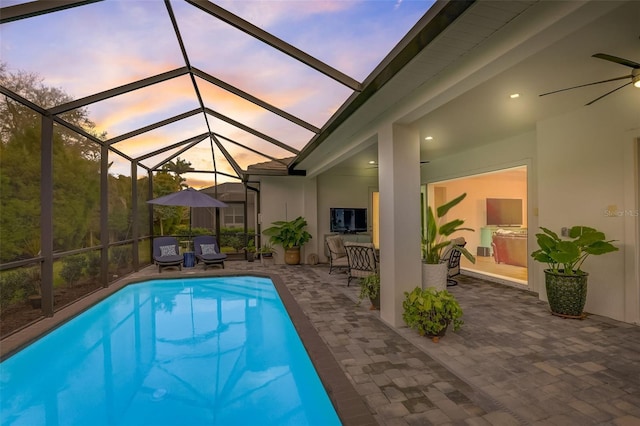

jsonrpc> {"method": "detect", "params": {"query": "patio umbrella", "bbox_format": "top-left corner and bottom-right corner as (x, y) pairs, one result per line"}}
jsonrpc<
(147, 188), (228, 243)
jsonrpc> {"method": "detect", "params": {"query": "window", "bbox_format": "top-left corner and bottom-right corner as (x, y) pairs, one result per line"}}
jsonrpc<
(224, 204), (245, 228)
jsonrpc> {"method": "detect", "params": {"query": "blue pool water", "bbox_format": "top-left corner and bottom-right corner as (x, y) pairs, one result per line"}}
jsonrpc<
(0, 277), (341, 425)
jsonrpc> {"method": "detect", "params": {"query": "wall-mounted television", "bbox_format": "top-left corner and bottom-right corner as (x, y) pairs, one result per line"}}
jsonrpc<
(486, 198), (523, 226)
(330, 208), (367, 233)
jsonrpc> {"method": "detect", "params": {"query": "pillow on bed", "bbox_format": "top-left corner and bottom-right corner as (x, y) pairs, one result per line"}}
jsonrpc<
(200, 244), (218, 255)
(159, 245), (177, 257)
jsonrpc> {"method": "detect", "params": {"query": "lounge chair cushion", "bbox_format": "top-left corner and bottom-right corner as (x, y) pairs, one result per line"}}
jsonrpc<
(326, 235), (346, 259)
(159, 245), (178, 257)
(200, 244), (218, 255)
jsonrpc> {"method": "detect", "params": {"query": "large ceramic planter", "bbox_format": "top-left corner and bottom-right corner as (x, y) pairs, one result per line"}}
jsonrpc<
(422, 262), (448, 291)
(544, 269), (589, 319)
(284, 247), (301, 265)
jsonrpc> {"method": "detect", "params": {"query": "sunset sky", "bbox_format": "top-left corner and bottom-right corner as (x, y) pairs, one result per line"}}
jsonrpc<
(1, 0), (434, 187)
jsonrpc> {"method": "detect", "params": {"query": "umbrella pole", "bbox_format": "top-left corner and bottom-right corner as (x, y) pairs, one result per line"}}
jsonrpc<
(189, 207), (193, 251)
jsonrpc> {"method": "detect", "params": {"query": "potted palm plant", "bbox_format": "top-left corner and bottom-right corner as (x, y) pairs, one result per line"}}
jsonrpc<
(263, 216), (312, 265)
(531, 226), (618, 318)
(422, 193), (476, 290)
(402, 286), (463, 342)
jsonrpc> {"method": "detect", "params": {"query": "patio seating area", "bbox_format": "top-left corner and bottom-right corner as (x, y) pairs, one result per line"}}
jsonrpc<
(4, 261), (639, 425)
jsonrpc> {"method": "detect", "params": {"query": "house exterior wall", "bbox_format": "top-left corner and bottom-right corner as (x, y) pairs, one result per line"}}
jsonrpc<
(253, 3), (639, 325)
(422, 101), (639, 323)
(537, 100), (639, 323)
(258, 109), (638, 324)
(317, 172), (378, 262)
(259, 176), (318, 264)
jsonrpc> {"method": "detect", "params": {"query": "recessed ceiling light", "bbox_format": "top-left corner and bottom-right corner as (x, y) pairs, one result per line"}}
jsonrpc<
(510, 93), (520, 99)
(368, 160), (376, 165)
(424, 136), (433, 140)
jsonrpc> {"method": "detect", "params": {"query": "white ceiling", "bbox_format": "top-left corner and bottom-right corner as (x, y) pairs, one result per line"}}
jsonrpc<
(308, 0), (640, 172)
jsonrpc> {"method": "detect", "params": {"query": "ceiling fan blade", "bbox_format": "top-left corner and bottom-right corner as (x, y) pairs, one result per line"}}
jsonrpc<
(540, 75), (631, 97)
(592, 53), (640, 69)
(585, 81), (632, 106)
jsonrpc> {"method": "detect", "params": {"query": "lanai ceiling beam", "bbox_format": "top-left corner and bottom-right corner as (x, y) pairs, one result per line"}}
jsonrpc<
(185, 0), (362, 92)
(204, 107), (298, 155)
(136, 133), (209, 162)
(0, 0), (102, 24)
(2, 82), (136, 163)
(50, 117), (135, 164)
(288, 0), (476, 173)
(49, 67), (190, 115)
(212, 132), (289, 166)
(165, 0), (224, 180)
(209, 133), (244, 179)
(0, 86), (49, 116)
(149, 134), (209, 171)
(107, 109), (202, 146)
(191, 67), (320, 134)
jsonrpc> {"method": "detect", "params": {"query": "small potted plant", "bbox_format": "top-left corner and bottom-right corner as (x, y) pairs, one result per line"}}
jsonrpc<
(263, 216), (312, 265)
(422, 193), (476, 290)
(402, 286), (463, 342)
(357, 273), (380, 310)
(531, 226), (618, 318)
(259, 242), (274, 259)
(244, 239), (257, 262)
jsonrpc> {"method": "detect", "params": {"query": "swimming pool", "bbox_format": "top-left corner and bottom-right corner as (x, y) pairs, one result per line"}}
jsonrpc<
(0, 276), (341, 425)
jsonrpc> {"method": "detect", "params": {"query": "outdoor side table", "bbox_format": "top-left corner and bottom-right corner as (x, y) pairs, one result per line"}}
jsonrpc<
(183, 252), (196, 268)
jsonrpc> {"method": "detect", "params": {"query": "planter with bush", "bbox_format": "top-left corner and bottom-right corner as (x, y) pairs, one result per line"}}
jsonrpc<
(402, 286), (463, 342)
(531, 225), (618, 318)
(263, 216), (312, 265)
(357, 273), (380, 310)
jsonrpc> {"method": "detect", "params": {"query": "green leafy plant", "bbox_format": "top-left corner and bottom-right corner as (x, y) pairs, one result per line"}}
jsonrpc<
(0, 269), (35, 313)
(60, 255), (87, 286)
(402, 287), (463, 337)
(422, 193), (475, 265)
(259, 242), (274, 256)
(357, 273), (380, 306)
(244, 239), (257, 253)
(85, 251), (101, 279)
(220, 235), (243, 252)
(110, 246), (131, 270)
(531, 226), (618, 275)
(263, 216), (312, 249)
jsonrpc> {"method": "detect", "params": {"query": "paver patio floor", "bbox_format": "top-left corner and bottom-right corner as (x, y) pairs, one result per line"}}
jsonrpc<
(3, 260), (639, 425)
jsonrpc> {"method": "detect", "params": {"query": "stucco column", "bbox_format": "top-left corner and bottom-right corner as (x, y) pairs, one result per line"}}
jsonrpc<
(378, 123), (421, 327)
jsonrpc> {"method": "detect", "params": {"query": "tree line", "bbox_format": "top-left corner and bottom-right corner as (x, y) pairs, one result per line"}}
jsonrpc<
(0, 63), (189, 263)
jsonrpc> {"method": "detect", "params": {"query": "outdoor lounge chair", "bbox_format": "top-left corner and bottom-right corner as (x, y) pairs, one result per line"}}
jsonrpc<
(345, 241), (378, 286)
(153, 236), (183, 273)
(326, 235), (349, 274)
(441, 237), (466, 287)
(193, 235), (227, 269)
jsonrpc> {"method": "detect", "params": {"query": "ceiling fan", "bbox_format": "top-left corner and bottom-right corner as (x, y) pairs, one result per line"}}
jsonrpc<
(539, 53), (640, 106)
